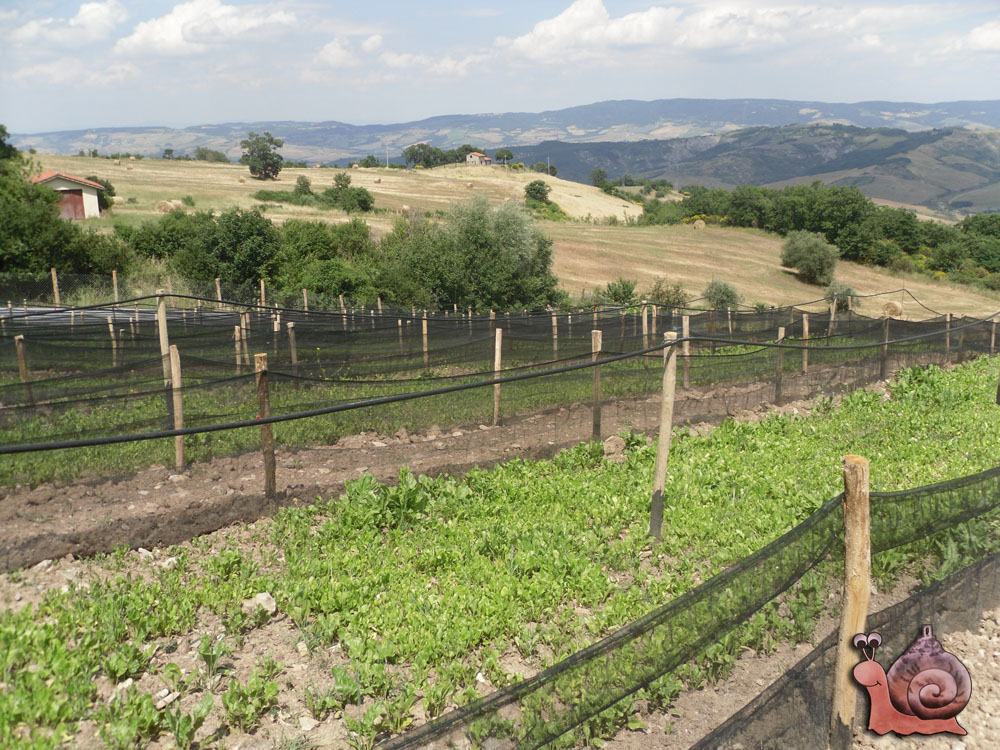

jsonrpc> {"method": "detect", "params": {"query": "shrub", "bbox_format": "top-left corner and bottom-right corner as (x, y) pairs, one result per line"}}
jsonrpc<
(826, 281), (856, 312)
(647, 279), (689, 308)
(524, 180), (551, 203)
(780, 230), (839, 286)
(702, 279), (741, 310)
(603, 278), (637, 305)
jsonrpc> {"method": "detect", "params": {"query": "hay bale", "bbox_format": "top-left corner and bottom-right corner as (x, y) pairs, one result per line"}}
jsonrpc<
(169, 199), (184, 210)
(112, 196), (126, 206)
(693, 219), (706, 230)
(313, 164), (321, 169)
(113, 159), (121, 166)
(883, 301), (904, 318)
(374, 178), (381, 184)
(128, 156), (136, 161)
(466, 182), (474, 189)
(401, 204), (411, 213)
(155, 200), (174, 213)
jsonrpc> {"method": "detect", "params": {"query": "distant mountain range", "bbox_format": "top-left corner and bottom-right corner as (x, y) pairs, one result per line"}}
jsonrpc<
(11, 98), (1000, 212)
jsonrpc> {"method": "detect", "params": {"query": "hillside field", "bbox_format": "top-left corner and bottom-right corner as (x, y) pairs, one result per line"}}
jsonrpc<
(35, 154), (1000, 317)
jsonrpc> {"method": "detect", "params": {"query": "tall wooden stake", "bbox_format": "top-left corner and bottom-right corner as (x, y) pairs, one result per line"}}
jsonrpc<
(14, 335), (33, 405)
(259, 278), (266, 308)
(302, 288), (309, 312)
(422, 313), (429, 367)
(254, 353), (276, 499)
(592, 329), (603, 440)
(169, 345), (185, 470)
(107, 316), (118, 367)
(650, 332), (678, 539)
(215, 278), (223, 310)
(828, 302), (836, 346)
(50, 267), (60, 307)
(287, 321), (298, 369)
(775, 326), (785, 405)
(493, 328), (503, 426)
(234, 326), (243, 375)
(642, 303), (649, 349)
(551, 312), (558, 360)
(156, 290), (170, 387)
(992, 320), (996, 356)
(681, 315), (690, 388)
(830, 455), (871, 750)
(112, 269), (119, 303)
(945, 313), (951, 354)
(802, 313), (810, 374)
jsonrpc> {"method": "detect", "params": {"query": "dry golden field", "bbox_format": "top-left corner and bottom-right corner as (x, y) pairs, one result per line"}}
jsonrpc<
(36, 154), (1000, 317)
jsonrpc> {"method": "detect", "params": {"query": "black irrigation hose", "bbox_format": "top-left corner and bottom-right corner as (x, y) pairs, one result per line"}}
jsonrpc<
(4, 309), (999, 456)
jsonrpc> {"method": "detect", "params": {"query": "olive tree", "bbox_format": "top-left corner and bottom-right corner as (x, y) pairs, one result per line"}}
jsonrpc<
(240, 131), (284, 180)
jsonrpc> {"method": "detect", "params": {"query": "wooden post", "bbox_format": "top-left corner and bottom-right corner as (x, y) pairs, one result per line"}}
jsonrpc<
(398, 319), (403, 353)
(169, 345), (185, 470)
(422, 312), (429, 367)
(802, 313), (809, 374)
(593, 304), (598, 330)
(254, 353), (276, 499)
(156, 290), (170, 387)
(259, 278), (266, 308)
(234, 326), (243, 374)
(378, 297), (383, 315)
(945, 313), (951, 354)
(14, 335), (33, 405)
(651, 305), (657, 337)
(107, 316), (118, 367)
(828, 301), (836, 346)
(681, 315), (690, 388)
(642, 303), (649, 349)
(880, 317), (890, 380)
(112, 269), (119, 303)
(830, 455), (871, 750)
(287, 322), (298, 369)
(592, 329), (603, 440)
(650, 332), (679, 539)
(50, 267), (60, 307)
(272, 315), (279, 357)
(240, 313), (250, 364)
(992, 320), (996, 356)
(775, 326), (785, 405)
(302, 288), (309, 312)
(551, 312), (558, 360)
(727, 307), (733, 336)
(339, 295), (346, 314)
(493, 328), (503, 426)
(215, 278), (223, 309)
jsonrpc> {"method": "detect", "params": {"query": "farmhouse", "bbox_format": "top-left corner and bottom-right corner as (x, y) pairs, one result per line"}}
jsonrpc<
(29, 170), (104, 220)
(466, 151), (492, 166)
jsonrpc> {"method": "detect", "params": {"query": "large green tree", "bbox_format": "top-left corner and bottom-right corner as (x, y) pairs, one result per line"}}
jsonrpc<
(240, 131), (284, 180)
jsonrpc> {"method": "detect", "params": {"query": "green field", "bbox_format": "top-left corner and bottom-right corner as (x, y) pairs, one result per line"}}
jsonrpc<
(3, 355), (1000, 748)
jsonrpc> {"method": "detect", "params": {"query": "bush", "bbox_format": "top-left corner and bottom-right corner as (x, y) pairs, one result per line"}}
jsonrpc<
(524, 180), (550, 203)
(602, 278), (637, 305)
(826, 281), (856, 312)
(780, 230), (839, 286)
(647, 279), (689, 308)
(702, 279), (741, 310)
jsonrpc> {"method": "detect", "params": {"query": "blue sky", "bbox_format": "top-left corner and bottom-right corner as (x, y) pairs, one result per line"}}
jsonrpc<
(2, 0), (998, 133)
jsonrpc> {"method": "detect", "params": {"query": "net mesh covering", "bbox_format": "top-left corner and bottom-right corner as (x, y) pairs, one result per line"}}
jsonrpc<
(377, 469), (1000, 750)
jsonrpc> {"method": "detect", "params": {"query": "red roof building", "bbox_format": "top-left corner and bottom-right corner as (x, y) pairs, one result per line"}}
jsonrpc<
(30, 171), (105, 220)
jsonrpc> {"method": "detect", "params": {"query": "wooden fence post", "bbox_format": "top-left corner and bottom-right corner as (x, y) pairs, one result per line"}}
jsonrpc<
(830, 455), (871, 750)
(169, 345), (185, 470)
(254, 353), (277, 499)
(156, 290), (170, 387)
(422, 312), (429, 367)
(775, 326), (785, 405)
(112, 269), (119, 303)
(107, 316), (118, 367)
(802, 313), (809, 374)
(234, 326), (243, 375)
(398, 319), (403, 354)
(552, 312), (559, 360)
(828, 302), (836, 345)
(650, 332), (679, 539)
(651, 305), (657, 337)
(493, 328), (503, 426)
(945, 313), (951, 354)
(681, 315), (690, 388)
(592, 330), (603, 440)
(642, 303), (649, 349)
(50, 267), (60, 307)
(286, 321), (298, 370)
(378, 297), (383, 316)
(14, 335), (33, 405)
(727, 307), (733, 336)
(240, 312), (250, 364)
(880, 317), (890, 380)
(991, 320), (996, 356)
(215, 278), (223, 310)
(259, 278), (266, 308)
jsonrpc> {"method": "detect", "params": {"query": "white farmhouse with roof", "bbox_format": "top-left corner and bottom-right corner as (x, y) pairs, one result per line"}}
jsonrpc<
(29, 171), (104, 220)
(465, 151), (492, 166)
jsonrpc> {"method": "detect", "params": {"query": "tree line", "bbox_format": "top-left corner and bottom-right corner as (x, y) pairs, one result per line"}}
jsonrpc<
(641, 182), (1000, 291)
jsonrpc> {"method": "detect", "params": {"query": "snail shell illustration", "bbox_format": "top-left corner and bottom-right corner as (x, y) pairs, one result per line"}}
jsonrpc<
(886, 624), (971, 720)
(852, 626), (970, 736)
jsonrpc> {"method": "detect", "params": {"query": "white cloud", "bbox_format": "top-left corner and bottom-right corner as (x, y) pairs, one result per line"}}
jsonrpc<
(11, 0), (126, 46)
(114, 0), (295, 56)
(968, 20), (1000, 52)
(379, 50), (488, 76)
(315, 38), (359, 68)
(8, 56), (140, 87)
(361, 34), (383, 53)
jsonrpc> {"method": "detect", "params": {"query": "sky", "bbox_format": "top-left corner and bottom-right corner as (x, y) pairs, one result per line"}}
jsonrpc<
(2, 0), (999, 133)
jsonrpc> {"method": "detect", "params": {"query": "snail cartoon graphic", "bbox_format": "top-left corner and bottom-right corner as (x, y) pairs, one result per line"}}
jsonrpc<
(852, 625), (971, 736)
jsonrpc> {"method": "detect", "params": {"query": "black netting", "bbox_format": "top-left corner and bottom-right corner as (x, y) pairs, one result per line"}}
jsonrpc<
(379, 469), (1000, 750)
